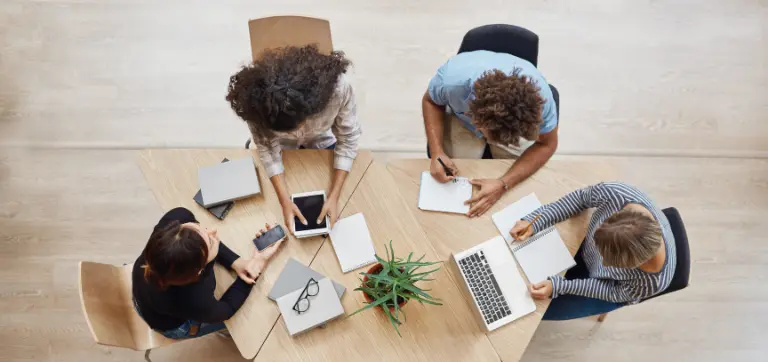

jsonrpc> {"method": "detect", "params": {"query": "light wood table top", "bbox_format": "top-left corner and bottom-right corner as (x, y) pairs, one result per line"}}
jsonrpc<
(137, 150), (611, 361)
(136, 149), (373, 359)
(385, 158), (615, 361)
(255, 160), (500, 362)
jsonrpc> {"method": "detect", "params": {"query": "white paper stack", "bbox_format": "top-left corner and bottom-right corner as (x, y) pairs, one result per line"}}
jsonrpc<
(329, 213), (377, 273)
(417, 171), (472, 214)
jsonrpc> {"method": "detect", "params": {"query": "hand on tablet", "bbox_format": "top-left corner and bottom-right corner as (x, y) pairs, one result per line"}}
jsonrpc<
(318, 194), (340, 228)
(282, 202), (308, 236)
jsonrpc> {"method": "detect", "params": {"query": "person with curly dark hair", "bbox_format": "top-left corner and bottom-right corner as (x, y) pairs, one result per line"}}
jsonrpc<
(226, 45), (361, 231)
(422, 50), (559, 217)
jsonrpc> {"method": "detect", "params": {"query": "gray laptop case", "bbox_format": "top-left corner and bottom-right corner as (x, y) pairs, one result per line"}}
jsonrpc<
(269, 258), (345, 301)
(198, 156), (261, 207)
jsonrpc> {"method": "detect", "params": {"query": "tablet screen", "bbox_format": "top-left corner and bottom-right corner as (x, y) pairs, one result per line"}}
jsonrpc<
(294, 195), (327, 231)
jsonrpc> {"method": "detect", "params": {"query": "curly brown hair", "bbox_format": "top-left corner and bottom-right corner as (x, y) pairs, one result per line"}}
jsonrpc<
(469, 68), (544, 146)
(226, 45), (350, 139)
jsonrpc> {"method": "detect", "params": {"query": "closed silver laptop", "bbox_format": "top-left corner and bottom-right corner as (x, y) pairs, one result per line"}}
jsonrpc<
(198, 156), (261, 207)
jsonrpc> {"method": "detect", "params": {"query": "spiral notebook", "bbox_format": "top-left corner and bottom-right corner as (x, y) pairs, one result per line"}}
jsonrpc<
(418, 171), (472, 214)
(492, 193), (575, 284)
(329, 213), (376, 273)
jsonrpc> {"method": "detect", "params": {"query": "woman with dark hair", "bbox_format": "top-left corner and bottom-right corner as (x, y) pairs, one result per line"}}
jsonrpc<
(132, 207), (284, 339)
(226, 45), (361, 231)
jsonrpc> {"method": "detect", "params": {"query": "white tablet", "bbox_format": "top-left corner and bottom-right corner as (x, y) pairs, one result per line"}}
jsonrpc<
(291, 191), (330, 238)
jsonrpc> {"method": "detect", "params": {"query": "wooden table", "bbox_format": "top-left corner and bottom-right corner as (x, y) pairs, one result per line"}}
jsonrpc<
(137, 150), (613, 361)
(385, 158), (614, 361)
(137, 149), (373, 359)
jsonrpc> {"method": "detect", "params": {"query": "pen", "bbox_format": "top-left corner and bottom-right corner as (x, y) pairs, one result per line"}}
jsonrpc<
(436, 157), (454, 177)
(515, 214), (542, 240)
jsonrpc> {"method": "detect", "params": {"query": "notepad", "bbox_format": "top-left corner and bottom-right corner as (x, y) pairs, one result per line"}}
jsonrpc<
(329, 213), (377, 273)
(492, 193), (575, 284)
(417, 171), (472, 214)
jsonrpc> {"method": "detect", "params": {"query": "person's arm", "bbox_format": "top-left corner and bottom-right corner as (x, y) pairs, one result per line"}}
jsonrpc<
(423, 91), (447, 157)
(500, 125), (558, 190)
(548, 275), (639, 303)
(318, 76), (358, 226)
(249, 124), (286, 181)
(330, 74), (360, 176)
(270, 173), (307, 235)
(423, 72), (460, 183)
(182, 278), (255, 323)
(522, 182), (605, 232)
(215, 242), (240, 269)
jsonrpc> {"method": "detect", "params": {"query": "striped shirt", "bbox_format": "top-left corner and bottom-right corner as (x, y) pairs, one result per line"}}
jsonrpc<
(523, 182), (676, 304)
(248, 73), (361, 178)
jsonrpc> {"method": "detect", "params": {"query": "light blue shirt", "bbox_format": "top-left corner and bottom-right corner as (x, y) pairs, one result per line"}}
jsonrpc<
(427, 50), (558, 138)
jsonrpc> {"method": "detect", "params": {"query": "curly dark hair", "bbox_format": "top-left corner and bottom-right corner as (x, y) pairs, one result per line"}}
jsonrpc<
(469, 68), (544, 146)
(226, 45), (351, 139)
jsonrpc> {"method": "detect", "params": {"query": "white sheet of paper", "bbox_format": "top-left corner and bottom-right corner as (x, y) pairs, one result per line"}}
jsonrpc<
(417, 171), (472, 214)
(492, 193), (542, 243)
(329, 213), (377, 273)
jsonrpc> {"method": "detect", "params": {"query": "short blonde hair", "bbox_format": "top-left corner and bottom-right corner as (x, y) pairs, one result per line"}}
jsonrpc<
(594, 209), (662, 269)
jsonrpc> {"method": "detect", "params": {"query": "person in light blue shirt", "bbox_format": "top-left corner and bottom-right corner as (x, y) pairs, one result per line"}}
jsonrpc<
(422, 50), (560, 218)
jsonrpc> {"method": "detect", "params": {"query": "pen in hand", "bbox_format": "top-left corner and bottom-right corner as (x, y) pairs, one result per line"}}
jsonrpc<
(513, 214), (542, 241)
(436, 157), (454, 177)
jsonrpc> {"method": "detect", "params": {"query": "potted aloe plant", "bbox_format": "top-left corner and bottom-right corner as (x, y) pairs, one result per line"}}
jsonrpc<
(349, 241), (442, 336)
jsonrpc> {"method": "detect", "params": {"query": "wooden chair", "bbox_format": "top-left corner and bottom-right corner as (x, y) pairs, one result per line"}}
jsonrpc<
(78, 261), (178, 362)
(243, 15), (333, 149)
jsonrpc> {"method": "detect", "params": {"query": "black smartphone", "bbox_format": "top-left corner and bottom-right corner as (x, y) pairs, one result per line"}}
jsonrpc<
(253, 225), (286, 251)
(193, 158), (234, 220)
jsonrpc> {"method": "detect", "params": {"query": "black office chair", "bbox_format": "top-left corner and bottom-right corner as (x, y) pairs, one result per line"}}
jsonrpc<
(645, 207), (691, 300)
(597, 207), (691, 322)
(457, 24), (559, 117)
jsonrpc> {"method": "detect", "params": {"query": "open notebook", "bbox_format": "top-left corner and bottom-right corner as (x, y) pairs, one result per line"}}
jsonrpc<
(329, 213), (377, 273)
(418, 171), (472, 214)
(492, 193), (575, 284)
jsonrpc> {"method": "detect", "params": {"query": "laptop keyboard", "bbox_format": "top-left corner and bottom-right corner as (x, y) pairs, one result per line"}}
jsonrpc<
(458, 250), (512, 325)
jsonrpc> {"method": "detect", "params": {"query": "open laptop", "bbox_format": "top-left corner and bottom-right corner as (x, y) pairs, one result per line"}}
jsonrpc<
(198, 156), (261, 207)
(448, 236), (536, 332)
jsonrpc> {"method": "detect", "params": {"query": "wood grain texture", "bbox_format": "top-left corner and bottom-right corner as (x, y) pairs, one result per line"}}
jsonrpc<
(1, 149), (768, 361)
(135, 149), (372, 359)
(255, 160), (501, 362)
(1, 0), (765, 156)
(386, 159), (608, 361)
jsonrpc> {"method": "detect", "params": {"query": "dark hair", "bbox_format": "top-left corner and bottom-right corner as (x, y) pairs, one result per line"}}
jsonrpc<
(225, 44), (351, 140)
(594, 209), (662, 269)
(469, 68), (544, 146)
(142, 221), (209, 289)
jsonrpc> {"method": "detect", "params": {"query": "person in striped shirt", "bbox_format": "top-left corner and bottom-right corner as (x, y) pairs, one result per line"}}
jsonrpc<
(510, 182), (677, 320)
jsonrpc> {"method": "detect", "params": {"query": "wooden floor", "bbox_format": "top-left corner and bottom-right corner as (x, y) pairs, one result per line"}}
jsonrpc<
(1, 0), (767, 361)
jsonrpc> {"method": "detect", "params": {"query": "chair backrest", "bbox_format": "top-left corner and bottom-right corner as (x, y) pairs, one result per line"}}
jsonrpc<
(78, 261), (175, 351)
(457, 24), (539, 66)
(247, 16), (333, 62)
(645, 208), (691, 301)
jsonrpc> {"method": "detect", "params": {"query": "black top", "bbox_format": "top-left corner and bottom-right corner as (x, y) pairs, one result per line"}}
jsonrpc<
(132, 207), (254, 331)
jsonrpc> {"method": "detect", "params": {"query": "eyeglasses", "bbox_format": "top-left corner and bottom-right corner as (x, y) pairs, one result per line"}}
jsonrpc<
(292, 278), (319, 314)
